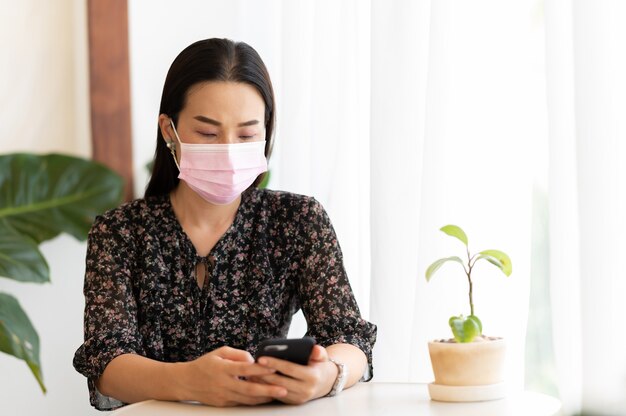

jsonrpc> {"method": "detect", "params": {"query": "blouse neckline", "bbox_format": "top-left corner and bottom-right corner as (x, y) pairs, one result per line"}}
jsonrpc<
(163, 188), (252, 261)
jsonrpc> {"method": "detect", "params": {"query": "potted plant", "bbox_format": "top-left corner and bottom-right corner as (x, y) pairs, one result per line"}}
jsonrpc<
(0, 153), (123, 393)
(425, 224), (512, 402)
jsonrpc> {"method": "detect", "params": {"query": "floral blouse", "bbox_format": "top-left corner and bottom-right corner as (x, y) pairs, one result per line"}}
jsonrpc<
(73, 187), (377, 410)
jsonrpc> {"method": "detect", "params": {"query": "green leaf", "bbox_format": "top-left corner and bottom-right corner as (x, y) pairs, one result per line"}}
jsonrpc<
(0, 224), (49, 283)
(467, 314), (482, 335)
(425, 256), (464, 282)
(440, 225), (468, 246)
(145, 159), (154, 174)
(0, 153), (123, 244)
(258, 170), (271, 189)
(0, 292), (46, 393)
(478, 249), (513, 276)
(449, 314), (481, 343)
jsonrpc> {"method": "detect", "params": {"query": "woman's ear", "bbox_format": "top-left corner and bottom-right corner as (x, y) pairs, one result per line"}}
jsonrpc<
(158, 114), (173, 143)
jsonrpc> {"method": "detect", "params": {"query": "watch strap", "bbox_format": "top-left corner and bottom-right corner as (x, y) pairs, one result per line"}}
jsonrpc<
(327, 358), (348, 397)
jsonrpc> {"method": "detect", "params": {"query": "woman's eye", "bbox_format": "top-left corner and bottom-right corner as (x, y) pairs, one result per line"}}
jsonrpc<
(198, 132), (217, 137)
(240, 135), (256, 140)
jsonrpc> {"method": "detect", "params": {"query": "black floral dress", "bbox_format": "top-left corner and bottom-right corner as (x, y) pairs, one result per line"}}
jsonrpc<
(73, 187), (377, 410)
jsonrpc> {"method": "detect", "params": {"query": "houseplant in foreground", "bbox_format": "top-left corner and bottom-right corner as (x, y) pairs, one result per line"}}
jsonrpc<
(425, 224), (512, 402)
(0, 153), (123, 393)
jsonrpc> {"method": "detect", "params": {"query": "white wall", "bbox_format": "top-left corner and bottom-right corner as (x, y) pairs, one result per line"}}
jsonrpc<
(0, 0), (99, 414)
(0, 0), (90, 158)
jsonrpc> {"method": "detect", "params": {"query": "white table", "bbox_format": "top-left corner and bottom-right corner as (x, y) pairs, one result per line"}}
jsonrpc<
(112, 382), (562, 416)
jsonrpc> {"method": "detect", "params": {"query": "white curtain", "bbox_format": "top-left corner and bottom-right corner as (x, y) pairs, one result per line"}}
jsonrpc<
(370, 0), (542, 389)
(546, 0), (626, 414)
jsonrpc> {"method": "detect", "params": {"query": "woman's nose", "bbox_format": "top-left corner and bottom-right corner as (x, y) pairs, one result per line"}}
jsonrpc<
(218, 131), (241, 144)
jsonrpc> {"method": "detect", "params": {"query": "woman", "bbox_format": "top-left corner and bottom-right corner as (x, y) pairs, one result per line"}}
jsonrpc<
(73, 38), (376, 411)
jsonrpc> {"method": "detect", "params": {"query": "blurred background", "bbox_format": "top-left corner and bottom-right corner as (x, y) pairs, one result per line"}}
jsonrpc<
(1, 0), (625, 414)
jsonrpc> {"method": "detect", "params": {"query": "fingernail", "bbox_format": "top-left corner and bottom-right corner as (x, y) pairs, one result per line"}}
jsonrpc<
(258, 358), (268, 365)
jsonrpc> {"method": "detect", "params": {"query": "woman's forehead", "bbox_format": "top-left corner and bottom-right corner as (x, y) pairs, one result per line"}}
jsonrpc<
(183, 81), (265, 124)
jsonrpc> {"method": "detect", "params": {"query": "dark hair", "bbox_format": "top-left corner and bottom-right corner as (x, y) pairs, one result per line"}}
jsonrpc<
(145, 38), (275, 198)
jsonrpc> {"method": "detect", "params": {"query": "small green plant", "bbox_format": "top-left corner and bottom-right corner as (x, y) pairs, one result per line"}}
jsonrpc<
(425, 225), (512, 343)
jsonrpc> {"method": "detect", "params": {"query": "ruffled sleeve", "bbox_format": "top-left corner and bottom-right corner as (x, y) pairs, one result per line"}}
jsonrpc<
(297, 197), (377, 380)
(73, 212), (144, 410)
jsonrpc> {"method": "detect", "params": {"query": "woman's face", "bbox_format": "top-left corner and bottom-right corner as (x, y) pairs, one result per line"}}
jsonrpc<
(160, 81), (266, 147)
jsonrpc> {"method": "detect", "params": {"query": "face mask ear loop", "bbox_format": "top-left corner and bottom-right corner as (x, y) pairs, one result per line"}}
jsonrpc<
(168, 119), (182, 171)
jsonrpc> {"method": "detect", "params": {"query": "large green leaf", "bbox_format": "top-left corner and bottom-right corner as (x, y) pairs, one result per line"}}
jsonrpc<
(0, 153), (123, 244)
(0, 224), (48, 283)
(440, 224), (468, 246)
(425, 256), (464, 281)
(477, 249), (513, 276)
(0, 292), (46, 392)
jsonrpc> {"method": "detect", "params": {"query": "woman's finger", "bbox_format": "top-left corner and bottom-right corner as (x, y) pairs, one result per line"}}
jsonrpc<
(254, 373), (302, 392)
(230, 378), (288, 399)
(257, 357), (309, 380)
(214, 346), (255, 362)
(226, 361), (277, 378)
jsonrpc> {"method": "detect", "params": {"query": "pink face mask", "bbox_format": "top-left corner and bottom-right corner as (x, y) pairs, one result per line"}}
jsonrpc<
(168, 119), (268, 205)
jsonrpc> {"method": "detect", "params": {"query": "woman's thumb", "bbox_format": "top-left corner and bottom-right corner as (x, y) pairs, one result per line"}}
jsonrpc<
(309, 345), (328, 363)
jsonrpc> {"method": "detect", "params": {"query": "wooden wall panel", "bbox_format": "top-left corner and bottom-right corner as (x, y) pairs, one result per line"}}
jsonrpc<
(87, 0), (134, 201)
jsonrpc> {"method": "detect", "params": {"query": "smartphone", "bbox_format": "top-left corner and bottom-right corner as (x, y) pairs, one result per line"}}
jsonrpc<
(255, 337), (316, 366)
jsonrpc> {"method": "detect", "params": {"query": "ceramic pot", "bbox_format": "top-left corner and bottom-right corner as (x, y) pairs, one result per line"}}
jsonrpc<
(427, 337), (506, 401)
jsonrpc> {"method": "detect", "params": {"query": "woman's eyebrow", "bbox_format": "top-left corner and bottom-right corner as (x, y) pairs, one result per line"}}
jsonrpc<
(193, 115), (260, 127)
(237, 119), (260, 127)
(193, 115), (220, 125)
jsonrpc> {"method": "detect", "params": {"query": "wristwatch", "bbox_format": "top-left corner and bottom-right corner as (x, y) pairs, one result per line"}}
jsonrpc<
(327, 358), (348, 397)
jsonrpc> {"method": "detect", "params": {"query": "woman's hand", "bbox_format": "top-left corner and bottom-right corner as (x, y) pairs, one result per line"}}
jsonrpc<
(178, 346), (288, 407)
(253, 345), (338, 405)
